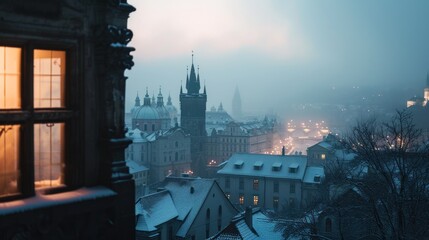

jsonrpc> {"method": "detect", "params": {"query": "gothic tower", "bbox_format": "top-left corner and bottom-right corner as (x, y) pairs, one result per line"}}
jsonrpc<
(180, 54), (207, 176)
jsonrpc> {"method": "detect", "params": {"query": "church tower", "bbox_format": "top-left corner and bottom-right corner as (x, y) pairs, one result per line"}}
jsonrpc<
(180, 53), (207, 175)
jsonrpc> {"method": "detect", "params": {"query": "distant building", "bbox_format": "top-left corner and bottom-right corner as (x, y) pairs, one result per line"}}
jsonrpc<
(135, 177), (238, 240)
(125, 127), (192, 185)
(210, 207), (283, 240)
(406, 74), (429, 139)
(126, 160), (149, 198)
(232, 86), (243, 120)
(217, 153), (324, 212)
(406, 73), (429, 108)
(307, 134), (356, 166)
(180, 56), (208, 176)
(132, 88), (172, 132)
(207, 119), (276, 165)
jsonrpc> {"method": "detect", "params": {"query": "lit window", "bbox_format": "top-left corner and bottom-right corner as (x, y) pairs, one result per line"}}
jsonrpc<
(239, 194), (244, 205)
(34, 123), (65, 188)
(253, 179), (259, 190)
(253, 195), (259, 206)
(34, 50), (65, 108)
(0, 45), (72, 201)
(0, 46), (21, 109)
(0, 125), (20, 197)
(321, 154), (326, 160)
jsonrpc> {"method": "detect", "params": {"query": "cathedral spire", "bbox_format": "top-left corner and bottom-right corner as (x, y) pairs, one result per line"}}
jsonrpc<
(134, 91), (141, 107)
(186, 52), (200, 94)
(157, 86), (164, 107)
(167, 92), (172, 105)
(143, 87), (151, 106)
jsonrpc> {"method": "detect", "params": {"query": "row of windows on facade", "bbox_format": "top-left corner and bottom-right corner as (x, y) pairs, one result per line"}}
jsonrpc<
(224, 192), (295, 209)
(224, 178), (296, 193)
(128, 141), (181, 151)
(1, 46), (67, 199)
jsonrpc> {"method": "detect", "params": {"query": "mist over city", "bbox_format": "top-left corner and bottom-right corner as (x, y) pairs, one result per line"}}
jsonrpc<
(1, 1), (428, 240)
(126, 0), (429, 128)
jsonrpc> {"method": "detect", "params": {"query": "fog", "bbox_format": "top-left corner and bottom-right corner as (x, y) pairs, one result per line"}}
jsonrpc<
(125, 0), (429, 127)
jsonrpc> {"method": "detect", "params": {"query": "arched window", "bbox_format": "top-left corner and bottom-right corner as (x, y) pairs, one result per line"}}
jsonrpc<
(325, 218), (332, 233)
(217, 205), (222, 231)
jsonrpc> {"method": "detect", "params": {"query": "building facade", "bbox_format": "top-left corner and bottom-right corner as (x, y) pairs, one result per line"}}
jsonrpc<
(207, 120), (276, 164)
(180, 57), (207, 176)
(217, 153), (324, 212)
(126, 126), (192, 186)
(0, 1), (135, 239)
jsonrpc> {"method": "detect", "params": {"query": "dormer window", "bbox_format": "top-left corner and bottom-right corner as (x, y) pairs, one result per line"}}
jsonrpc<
(289, 163), (299, 173)
(314, 175), (321, 182)
(234, 160), (244, 169)
(253, 161), (263, 170)
(272, 162), (282, 171)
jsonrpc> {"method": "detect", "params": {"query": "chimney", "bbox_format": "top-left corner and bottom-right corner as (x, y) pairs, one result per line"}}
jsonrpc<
(281, 146), (285, 156)
(244, 206), (253, 229)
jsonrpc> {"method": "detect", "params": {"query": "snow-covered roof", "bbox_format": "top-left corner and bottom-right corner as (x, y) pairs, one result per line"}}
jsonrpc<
(159, 177), (216, 237)
(211, 209), (283, 240)
(217, 154), (307, 180)
(303, 166), (325, 184)
(316, 141), (333, 150)
(126, 128), (148, 143)
(126, 160), (148, 174)
(135, 190), (178, 232)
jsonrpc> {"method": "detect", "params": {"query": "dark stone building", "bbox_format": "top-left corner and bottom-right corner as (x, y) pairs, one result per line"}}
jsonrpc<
(180, 56), (207, 176)
(0, 1), (135, 239)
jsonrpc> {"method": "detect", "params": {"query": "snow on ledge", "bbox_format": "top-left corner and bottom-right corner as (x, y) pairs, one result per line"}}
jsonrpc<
(0, 187), (117, 216)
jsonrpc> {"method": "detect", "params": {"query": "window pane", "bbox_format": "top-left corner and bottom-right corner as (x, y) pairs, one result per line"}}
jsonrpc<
(34, 123), (65, 188)
(0, 46), (21, 109)
(0, 125), (20, 197)
(34, 50), (65, 108)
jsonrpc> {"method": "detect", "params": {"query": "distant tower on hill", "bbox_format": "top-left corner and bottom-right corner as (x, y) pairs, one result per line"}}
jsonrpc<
(232, 86), (242, 119)
(180, 53), (207, 176)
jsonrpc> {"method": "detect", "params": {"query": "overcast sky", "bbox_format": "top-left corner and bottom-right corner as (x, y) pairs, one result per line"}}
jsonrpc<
(125, 0), (429, 116)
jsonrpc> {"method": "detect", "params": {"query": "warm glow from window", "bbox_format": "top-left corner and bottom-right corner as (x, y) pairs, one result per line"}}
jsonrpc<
(34, 123), (65, 188)
(0, 125), (20, 197)
(34, 50), (66, 108)
(0, 46), (21, 109)
(239, 195), (244, 205)
(321, 154), (326, 160)
(253, 195), (259, 206)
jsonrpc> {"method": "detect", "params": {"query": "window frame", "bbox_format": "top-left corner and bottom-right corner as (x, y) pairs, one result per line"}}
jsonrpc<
(0, 38), (81, 202)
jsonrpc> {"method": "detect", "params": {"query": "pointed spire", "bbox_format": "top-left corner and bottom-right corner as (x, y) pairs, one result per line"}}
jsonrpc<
(197, 65), (201, 90)
(157, 86), (164, 107)
(134, 91), (141, 107)
(167, 92), (172, 105)
(143, 87), (151, 106)
(152, 92), (156, 107)
(186, 66), (189, 91)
